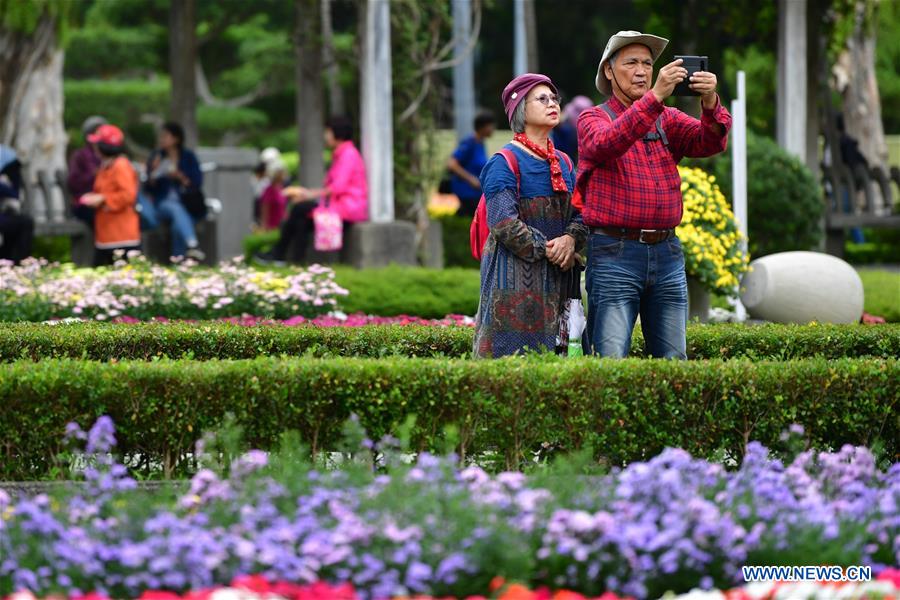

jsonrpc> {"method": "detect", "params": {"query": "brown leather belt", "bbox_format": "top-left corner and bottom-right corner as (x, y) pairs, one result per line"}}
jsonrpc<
(590, 227), (675, 244)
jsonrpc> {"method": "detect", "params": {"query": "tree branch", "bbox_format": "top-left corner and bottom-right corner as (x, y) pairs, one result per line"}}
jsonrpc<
(194, 59), (270, 108)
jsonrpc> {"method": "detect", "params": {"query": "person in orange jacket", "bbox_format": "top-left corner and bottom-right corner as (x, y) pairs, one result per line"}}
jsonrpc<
(77, 124), (141, 266)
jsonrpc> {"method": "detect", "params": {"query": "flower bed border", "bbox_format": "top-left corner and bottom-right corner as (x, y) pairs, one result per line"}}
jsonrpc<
(0, 322), (898, 362)
(0, 356), (896, 478)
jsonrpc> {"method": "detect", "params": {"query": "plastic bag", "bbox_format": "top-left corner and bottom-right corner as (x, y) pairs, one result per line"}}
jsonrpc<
(312, 204), (343, 252)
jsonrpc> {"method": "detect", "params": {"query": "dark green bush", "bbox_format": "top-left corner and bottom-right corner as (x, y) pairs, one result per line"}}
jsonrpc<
(196, 105), (269, 146)
(64, 27), (164, 79)
(243, 230), (280, 260)
(438, 215), (478, 268)
(332, 265), (481, 318)
(31, 236), (71, 263)
(1, 322), (897, 362)
(64, 79), (169, 149)
(0, 356), (895, 479)
(0, 323), (473, 361)
(714, 132), (823, 258)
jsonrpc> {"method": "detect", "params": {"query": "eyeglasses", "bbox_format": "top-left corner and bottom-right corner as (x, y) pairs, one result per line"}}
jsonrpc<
(529, 93), (561, 107)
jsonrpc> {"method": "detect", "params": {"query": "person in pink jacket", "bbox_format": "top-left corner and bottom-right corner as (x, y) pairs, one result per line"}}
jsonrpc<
(256, 116), (368, 265)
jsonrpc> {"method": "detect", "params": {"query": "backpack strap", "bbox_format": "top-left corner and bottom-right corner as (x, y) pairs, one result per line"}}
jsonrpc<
(600, 102), (617, 122)
(497, 147), (520, 193)
(555, 149), (575, 193)
(601, 101), (668, 147)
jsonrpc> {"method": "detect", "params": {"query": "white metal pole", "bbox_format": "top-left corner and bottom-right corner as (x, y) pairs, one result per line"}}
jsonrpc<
(360, 0), (394, 223)
(730, 70), (748, 321)
(513, 0), (527, 76)
(452, 0), (476, 141)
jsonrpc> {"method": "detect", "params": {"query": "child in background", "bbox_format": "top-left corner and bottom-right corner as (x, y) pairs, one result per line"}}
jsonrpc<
(258, 159), (288, 231)
(77, 124), (140, 266)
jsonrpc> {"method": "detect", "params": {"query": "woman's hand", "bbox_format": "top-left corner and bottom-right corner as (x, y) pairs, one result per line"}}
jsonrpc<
(79, 193), (104, 208)
(281, 185), (311, 202)
(546, 234), (575, 268)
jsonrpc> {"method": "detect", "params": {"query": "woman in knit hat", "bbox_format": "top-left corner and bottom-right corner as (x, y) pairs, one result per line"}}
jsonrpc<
(473, 73), (588, 358)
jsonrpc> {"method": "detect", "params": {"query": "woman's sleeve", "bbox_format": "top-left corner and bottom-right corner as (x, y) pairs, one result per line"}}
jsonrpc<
(182, 151), (203, 189)
(326, 151), (355, 198)
(482, 153), (547, 262)
(562, 161), (588, 252)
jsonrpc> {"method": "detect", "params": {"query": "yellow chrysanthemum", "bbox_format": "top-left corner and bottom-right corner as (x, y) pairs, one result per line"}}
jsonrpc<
(675, 166), (750, 296)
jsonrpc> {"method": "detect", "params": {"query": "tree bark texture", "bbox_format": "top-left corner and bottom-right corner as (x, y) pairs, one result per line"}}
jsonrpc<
(0, 13), (67, 217)
(834, 0), (888, 168)
(321, 0), (345, 117)
(836, 0), (888, 167)
(169, 0), (199, 148)
(523, 0), (538, 72)
(295, 0), (326, 188)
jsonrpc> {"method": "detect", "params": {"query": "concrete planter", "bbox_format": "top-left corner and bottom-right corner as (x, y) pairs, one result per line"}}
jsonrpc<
(687, 276), (712, 323)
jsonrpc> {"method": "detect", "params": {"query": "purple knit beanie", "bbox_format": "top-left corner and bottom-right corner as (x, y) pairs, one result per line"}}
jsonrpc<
(501, 73), (559, 125)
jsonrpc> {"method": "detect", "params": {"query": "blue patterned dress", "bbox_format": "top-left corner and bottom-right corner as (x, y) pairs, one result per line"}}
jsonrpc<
(473, 143), (588, 358)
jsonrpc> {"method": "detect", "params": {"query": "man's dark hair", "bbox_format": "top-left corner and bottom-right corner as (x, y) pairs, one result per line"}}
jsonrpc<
(162, 122), (185, 148)
(326, 116), (354, 141)
(474, 112), (495, 132)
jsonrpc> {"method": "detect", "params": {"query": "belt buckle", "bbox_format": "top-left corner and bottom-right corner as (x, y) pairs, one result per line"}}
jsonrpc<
(638, 229), (657, 243)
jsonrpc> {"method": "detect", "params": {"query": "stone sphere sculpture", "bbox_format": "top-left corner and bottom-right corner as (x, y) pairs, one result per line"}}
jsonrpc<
(740, 251), (864, 324)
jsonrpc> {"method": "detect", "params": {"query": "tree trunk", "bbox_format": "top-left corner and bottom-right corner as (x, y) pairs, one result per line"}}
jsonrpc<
(835, 0), (888, 168)
(0, 13), (67, 212)
(523, 0), (538, 72)
(321, 0), (345, 117)
(296, 0), (326, 188)
(169, 0), (199, 148)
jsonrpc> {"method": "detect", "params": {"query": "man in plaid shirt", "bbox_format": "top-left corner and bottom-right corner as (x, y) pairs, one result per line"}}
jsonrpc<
(577, 30), (732, 359)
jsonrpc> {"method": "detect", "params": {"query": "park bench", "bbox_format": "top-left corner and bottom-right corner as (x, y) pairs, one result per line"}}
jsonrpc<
(18, 164), (220, 266)
(819, 113), (900, 257)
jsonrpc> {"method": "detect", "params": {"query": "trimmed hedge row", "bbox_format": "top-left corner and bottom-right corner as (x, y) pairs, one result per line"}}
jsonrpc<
(1, 322), (898, 361)
(1, 356), (896, 479)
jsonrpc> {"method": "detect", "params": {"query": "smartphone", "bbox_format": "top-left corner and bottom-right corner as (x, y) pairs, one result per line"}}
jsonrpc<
(672, 55), (708, 97)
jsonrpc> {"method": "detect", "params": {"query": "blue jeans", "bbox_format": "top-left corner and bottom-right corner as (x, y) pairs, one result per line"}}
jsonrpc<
(585, 233), (688, 359)
(155, 190), (198, 258)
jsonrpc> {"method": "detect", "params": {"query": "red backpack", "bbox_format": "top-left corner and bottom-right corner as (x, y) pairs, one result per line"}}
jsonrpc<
(469, 147), (574, 260)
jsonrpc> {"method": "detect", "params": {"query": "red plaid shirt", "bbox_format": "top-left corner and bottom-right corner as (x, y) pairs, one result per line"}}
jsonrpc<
(576, 93), (732, 229)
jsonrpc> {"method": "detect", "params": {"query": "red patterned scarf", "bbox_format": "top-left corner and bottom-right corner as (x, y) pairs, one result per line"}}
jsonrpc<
(513, 132), (568, 193)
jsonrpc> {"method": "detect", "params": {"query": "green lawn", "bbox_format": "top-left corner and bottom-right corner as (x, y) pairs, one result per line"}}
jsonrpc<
(858, 268), (900, 322)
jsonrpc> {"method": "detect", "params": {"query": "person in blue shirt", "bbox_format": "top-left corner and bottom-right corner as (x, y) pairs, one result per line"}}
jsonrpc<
(144, 122), (206, 261)
(448, 112), (495, 216)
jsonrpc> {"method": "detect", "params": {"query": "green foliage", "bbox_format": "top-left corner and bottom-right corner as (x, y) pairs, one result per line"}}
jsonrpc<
(390, 1), (451, 215)
(0, 0), (72, 35)
(438, 215), (478, 268)
(332, 265), (482, 318)
(722, 46), (776, 136)
(242, 230), (280, 260)
(197, 105), (269, 145)
(714, 132), (823, 258)
(845, 240), (900, 265)
(2, 322), (898, 362)
(858, 269), (900, 322)
(64, 26), (163, 78)
(30, 236), (71, 263)
(0, 355), (896, 478)
(876, 0), (900, 133)
(64, 78), (169, 148)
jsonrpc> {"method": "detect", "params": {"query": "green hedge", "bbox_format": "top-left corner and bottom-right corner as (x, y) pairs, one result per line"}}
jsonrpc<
(437, 215), (479, 268)
(1, 323), (897, 362)
(332, 265), (481, 318)
(1, 356), (896, 479)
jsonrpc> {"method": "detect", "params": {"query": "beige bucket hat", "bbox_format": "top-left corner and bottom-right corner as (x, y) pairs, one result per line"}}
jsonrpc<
(595, 30), (669, 96)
